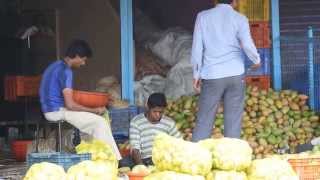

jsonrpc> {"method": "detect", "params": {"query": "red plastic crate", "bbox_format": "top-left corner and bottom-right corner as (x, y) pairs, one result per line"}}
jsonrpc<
(15, 76), (42, 97)
(4, 76), (16, 101)
(4, 75), (42, 101)
(245, 75), (270, 90)
(250, 21), (271, 48)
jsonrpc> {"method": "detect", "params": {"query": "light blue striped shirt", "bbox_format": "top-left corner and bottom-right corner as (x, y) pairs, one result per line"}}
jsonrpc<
(191, 4), (261, 80)
(129, 113), (182, 159)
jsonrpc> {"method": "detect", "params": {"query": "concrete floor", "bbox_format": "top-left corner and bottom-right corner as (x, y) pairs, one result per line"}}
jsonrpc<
(0, 151), (26, 180)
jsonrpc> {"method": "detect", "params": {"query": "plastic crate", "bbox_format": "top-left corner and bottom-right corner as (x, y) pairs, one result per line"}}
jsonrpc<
(109, 106), (140, 136)
(27, 152), (91, 171)
(245, 75), (270, 90)
(4, 76), (16, 101)
(4, 75), (41, 101)
(237, 0), (270, 21)
(114, 133), (129, 144)
(245, 48), (271, 76)
(288, 156), (320, 180)
(250, 21), (271, 48)
(15, 76), (42, 97)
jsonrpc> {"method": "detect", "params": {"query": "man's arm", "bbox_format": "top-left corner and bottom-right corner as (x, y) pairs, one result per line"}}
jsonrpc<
(61, 69), (105, 114)
(63, 88), (105, 115)
(237, 16), (261, 69)
(129, 121), (143, 165)
(191, 13), (204, 93)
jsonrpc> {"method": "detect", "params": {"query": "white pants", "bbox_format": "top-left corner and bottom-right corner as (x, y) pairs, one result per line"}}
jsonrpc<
(44, 108), (121, 160)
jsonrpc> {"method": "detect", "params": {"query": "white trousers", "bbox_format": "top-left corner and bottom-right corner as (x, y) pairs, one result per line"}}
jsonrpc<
(44, 108), (121, 160)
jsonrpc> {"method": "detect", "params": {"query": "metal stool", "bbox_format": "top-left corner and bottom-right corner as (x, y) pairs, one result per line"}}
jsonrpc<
(35, 119), (64, 152)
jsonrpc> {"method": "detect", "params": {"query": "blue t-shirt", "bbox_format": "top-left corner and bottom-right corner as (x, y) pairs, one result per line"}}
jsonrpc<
(39, 60), (73, 113)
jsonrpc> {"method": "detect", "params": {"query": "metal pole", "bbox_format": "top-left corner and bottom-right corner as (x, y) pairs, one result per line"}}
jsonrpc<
(308, 26), (315, 110)
(271, 0), (282, 90)
(58, 121), (62, 152)
(120, 0), (135, 105)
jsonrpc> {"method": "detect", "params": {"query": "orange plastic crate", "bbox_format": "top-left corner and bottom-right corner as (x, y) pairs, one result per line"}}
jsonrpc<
(237, 0), (270, 21)
(15, 76), (42, 97)
(250, 21), (271, 48)
(245, 75), (270, 90)
(4, 76), (16, 101)
(288, 156), (320, 180)
(4, 75), (41, 101)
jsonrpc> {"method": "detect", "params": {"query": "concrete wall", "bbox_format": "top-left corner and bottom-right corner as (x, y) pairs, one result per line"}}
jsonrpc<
(21, 0), (214, 91)
(137, 0), (214, 31)
(22, 0), (121, 91)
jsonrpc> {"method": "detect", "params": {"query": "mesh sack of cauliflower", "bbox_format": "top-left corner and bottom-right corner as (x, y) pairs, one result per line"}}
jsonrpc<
(199, 138), (252, 171)
(206, 170), (247, 180)
(247, 157), (299, 180)
(75, 139), (118, 168)
(152, 133), (212, 176)
(144, 171), (205, 180)
(130, 164), (157, 175)
(66, 160), (118, 180)
(24, 162), (66, 180)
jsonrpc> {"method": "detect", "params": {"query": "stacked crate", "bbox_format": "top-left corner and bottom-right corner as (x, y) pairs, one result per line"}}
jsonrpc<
(4, 75), (42, 101)
(237, 0), (271, 90)
(109, 105), (145, 137)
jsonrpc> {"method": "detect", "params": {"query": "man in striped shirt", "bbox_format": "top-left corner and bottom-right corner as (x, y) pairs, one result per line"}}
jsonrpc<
(129, 93), (182, 165)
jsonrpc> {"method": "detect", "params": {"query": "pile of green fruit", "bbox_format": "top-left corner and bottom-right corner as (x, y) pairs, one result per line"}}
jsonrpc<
(164, 86), (320, 158)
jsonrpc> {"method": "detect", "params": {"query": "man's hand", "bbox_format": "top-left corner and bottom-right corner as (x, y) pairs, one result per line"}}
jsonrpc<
(193, 78), (201, 93)
(250, 63), (261, 70)
(94, 107), (106, 115)
(132, 149), (143, 165)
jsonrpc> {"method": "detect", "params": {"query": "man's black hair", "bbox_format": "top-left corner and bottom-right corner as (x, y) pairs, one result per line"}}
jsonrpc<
(65, 39), (93, 58)
(218, 0), (233, 4)
(147, 93), (167, 109)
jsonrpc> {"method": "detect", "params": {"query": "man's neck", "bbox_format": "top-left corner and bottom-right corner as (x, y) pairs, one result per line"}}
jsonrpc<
(63, 57), (72, 67)
(217, 3), (235, 9)
(144, 112), (160, 124)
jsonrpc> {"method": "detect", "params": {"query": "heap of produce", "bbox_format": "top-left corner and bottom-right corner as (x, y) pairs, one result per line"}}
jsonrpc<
(144, 171), (205, 180)
(207, 170), (247, 180)
(66, 160), (118, 180)
(164, 86), (320, 158)
(152, 133), (212, 176)
(75, 139), (117, 167)
(25, 160), (118, 180)
(247, 157), (299, 180)
(146, 134), (299, 180)
(199, 138), (252, 171)
(24, 162), (66, 180)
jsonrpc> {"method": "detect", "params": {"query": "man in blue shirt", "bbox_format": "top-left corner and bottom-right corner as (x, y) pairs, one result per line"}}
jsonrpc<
(39, 39), (121, 159)
(191, 0), (261, 141)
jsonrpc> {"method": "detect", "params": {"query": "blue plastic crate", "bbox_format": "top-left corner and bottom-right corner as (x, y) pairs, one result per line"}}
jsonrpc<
(245, 48), (271, 76)
(27, 152), (91, 171)
(109, 106), (141, 136)
(114, 133), (129, 144)
(138, 106), (146, 114)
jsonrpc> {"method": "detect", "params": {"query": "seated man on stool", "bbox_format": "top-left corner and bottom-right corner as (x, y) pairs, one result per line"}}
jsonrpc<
(39, 39), (121, 160)
(129, 93), (182, 166)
